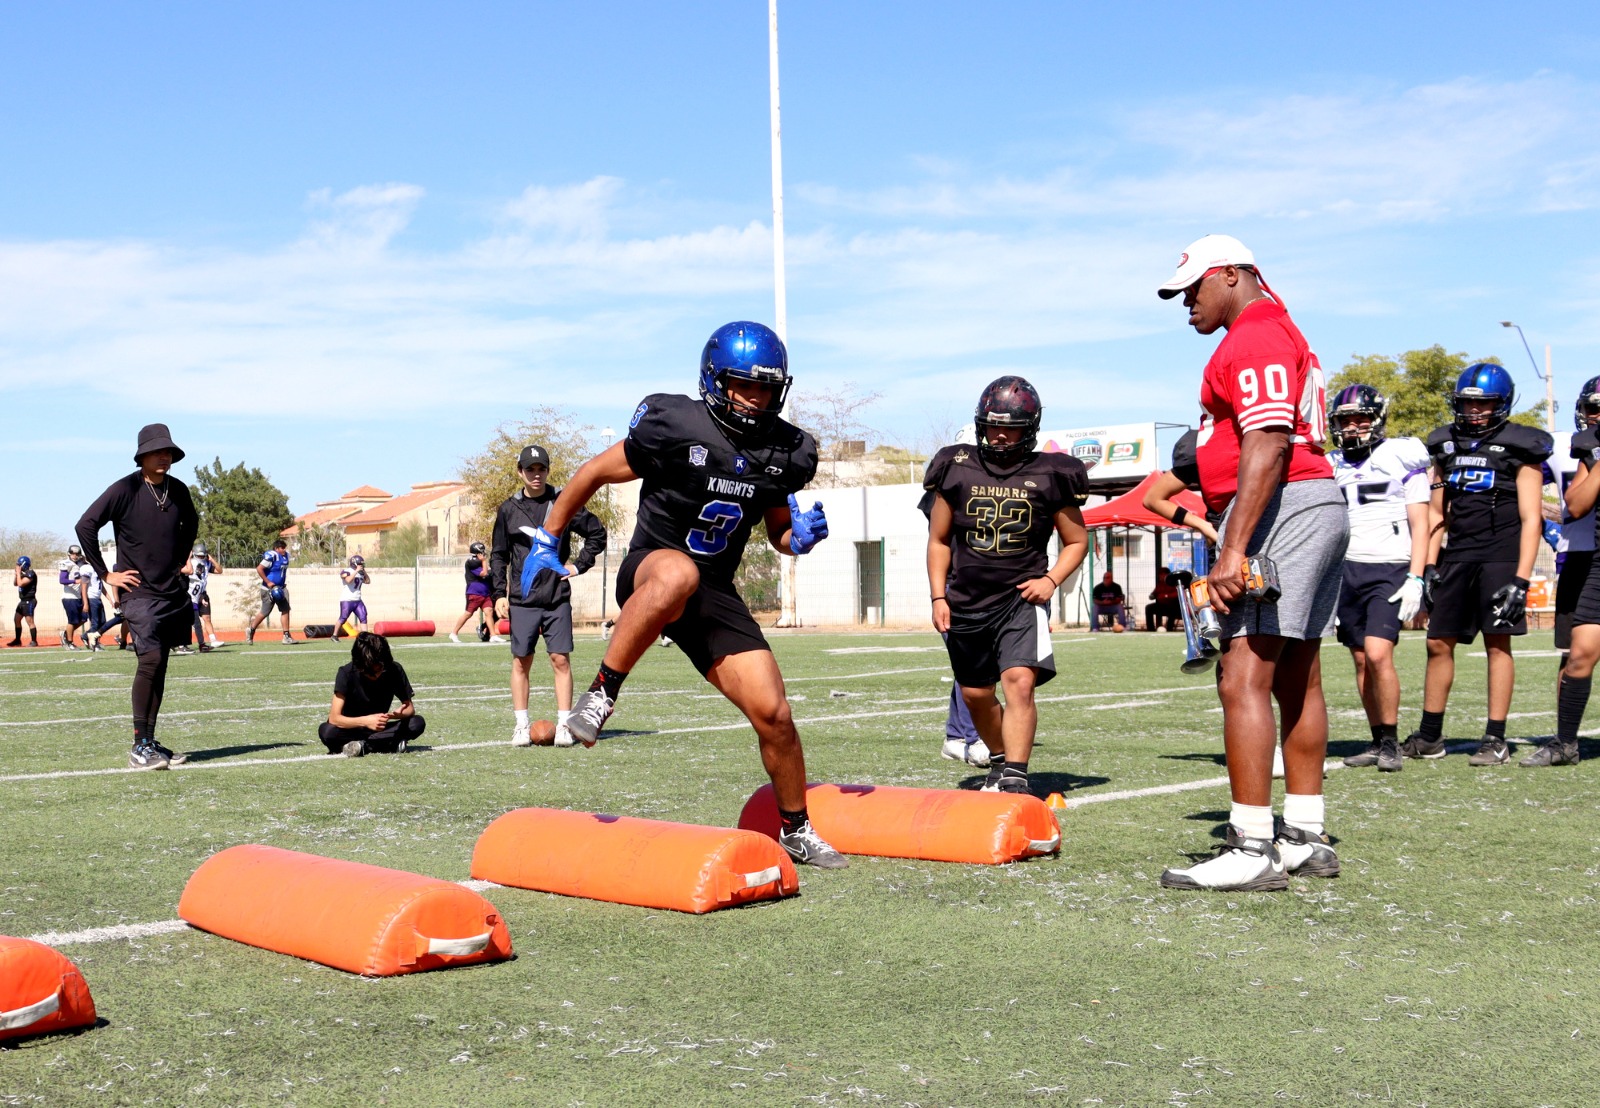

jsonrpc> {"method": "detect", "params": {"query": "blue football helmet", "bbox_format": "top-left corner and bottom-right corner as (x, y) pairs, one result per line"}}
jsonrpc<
(1327, 383), (1389, 458)
(1576, 375), (1600, 431)
(699, 321), (791, 437)
(15, 555), (29, 570)
(1452, 362), (1516, 435)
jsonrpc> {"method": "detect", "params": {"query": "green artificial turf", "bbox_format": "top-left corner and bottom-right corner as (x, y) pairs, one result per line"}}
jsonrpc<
(1, 630), (1596, 1106)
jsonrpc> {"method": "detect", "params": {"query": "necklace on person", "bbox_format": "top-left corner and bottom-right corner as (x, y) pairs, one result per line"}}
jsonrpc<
(146, 478), (170, 512)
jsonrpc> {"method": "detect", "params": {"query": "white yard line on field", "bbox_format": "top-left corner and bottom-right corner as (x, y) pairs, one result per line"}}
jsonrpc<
(0, 684), (1214, 782)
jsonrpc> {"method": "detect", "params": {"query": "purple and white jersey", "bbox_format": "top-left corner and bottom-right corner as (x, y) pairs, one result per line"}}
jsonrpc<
(1546, 431), (1596, 555)
(1331, 436), (1430, 564)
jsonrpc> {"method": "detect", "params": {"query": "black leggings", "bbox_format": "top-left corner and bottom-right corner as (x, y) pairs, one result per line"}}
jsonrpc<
(132, 647), (171, 740)
(318, 714), (427, 754)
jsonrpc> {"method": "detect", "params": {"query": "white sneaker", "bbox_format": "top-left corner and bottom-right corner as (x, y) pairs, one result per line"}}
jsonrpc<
(566, 687), (615, 747)
(941, 737), (991, 767)
(1272, 745), (1285, 779)
(1159, 826), (1288, 891)
(449, 633), (462, 643)
(553, 724), (575, 748)
(1275, 819), (1340, 877)
(209, 636), (222, 646)
(511, 723), (532, 747)
(489, 635), (506, 643)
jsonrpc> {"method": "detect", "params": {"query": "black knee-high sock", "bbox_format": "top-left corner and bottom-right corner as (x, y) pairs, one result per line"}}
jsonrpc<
(132, 647), (170, 739)
(1419, 710), (1445, 740)
(1558, 674), (1592, 745)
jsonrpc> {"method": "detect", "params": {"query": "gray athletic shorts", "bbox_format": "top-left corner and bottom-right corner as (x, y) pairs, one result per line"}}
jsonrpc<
(1216, 477), (1348, 642)
(509, 603), (573, 658)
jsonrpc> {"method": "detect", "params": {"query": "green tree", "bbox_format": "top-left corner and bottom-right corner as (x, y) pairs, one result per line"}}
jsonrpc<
(789, 384), (882, 488)
(371, 521), (432, 568)
(459, 404), (620, 534)
(191, 458), (294, 568)
(1329, 346), (1545, 440)
(0, 528), (68, 572)
(290, 521), (346, 567)
(735, 539), (781, 613)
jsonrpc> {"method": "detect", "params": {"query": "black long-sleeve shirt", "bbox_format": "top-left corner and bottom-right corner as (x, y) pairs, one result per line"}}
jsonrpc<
(76, 472), (199, 598)
(490, 486), (607, 608)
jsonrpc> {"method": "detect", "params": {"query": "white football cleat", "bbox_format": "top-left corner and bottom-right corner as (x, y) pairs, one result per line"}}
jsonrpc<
(449, 633), (462, 643)
(511, 724), (532, 747)
(1159, 826), (1288, 891)
(553, 724), (575, 748)
(941, 737), (991, 767)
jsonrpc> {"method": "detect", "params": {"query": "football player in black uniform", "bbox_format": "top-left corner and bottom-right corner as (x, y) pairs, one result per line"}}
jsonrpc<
(1410, 364), (1552, 765)
(524, 322), (846, 869)
(925, 377), (1090, 794)
(1531, 375), (1600, 767)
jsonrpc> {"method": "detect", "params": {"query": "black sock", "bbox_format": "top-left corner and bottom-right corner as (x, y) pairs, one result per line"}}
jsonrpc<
(1420, 710), (1445, 740)
(1558, 674), (1592, 745)
(778, 808), (808, 835)
(589, 662), (628, 700)
(1376, 723), (1398, 742)
(1370, 723), (1385, 744)
(1485, 718), (1507, 741)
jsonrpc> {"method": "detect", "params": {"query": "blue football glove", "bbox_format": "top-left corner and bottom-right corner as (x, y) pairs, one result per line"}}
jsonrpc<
(1542, 520), (1563, 552)
(518, 526), (570, 595)
(788, 494), (828, 555)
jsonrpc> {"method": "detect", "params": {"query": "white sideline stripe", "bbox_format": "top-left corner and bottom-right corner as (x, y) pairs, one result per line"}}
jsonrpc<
(30, 878), (507, 947)
(0, 685), (1215, 783)
(24, 758), (1332, 949)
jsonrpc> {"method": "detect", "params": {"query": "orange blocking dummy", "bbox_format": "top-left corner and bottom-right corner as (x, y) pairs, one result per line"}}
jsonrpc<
(370, 620), (436, 637)
(472, 808), (798, 914)
(0, 937), (96, 1042)
(179, 845), (512, 976)
(740, 783), (1061, 864)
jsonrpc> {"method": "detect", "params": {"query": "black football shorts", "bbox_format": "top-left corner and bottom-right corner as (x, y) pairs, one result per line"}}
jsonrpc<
(617, 548), (768, 677)
(943, 591), (1056, 689)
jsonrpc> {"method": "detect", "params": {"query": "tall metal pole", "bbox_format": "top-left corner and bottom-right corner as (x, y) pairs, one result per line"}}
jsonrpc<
(770, 0), (800, 627)
(1546, 344), (1555, 433)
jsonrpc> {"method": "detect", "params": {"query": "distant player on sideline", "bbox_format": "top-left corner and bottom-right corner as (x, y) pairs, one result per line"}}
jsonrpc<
(523, 321), (849, 869)
(1155, 235), (1348, 892)
(337, 554), (370, 637)
(181, 544), (222, 650)
(450, 542), (500, 643)
(1521, 377), (1600, 767)
(75, 423), (199, 769)
(1326, 385), (1431, 773)
(1410, 364), (1551, 765)
(925, 376), (1090, 795)
(80, 560), (107, 651)
(490, 445), (606, 748)
(248, 539), (294, 645)
(9, 556), (39, 647)
(58, 545), (88, 650)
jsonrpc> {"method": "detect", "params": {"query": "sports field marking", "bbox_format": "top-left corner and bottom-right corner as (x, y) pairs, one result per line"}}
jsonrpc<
(1467, 649), (1562, 658)
(20, 753), (1343, 950)
(0, 684), (1214, 783)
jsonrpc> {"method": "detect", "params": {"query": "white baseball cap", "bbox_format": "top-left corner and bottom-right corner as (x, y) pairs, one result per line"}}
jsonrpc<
(1157, 234), (1257, 299)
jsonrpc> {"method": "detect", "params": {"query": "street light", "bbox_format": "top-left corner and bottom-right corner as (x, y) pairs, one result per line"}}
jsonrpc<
(1501, 320), (1554, 431)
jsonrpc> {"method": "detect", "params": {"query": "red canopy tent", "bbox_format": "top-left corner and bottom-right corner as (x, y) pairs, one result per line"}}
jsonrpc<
(1081, 471), (1205, 528)
(1074, 471), (1208, 627)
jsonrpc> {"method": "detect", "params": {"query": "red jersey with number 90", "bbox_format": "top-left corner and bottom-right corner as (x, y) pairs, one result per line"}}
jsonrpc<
(1195, 298), (1331, 513)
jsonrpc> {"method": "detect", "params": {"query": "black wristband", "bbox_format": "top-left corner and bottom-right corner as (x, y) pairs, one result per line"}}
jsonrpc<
(1171, 506), (1188, 527)
(931, 595), (946, 602)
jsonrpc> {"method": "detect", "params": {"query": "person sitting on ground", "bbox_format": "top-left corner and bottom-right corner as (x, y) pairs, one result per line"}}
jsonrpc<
(1146, 567), (1182, 632)
(317, 631), (426, 758)
(1090, 571), (1127, 632)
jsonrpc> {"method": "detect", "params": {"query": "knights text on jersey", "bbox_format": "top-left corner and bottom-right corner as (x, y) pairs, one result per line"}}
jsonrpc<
(1562, 428), (1600, 553)
(1426, 421), (1554, 562)
(925, 444), (1089, 609)
(622, 393), (819, 586)
(1331, 437), (1431, 564)
(1196, 299), (1332, 513)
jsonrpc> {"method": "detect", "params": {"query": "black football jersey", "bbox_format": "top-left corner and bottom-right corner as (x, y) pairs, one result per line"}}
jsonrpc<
(925, 444), (1089, 608)
(1425, 421), (1553, 562)
(623, 393), (819, 586)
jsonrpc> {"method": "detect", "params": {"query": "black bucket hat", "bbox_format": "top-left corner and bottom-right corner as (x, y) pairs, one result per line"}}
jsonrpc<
(134, 423), (185, 464)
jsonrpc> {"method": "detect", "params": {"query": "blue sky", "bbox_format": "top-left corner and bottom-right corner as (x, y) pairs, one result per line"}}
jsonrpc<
(5, 1), (1599, 536)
